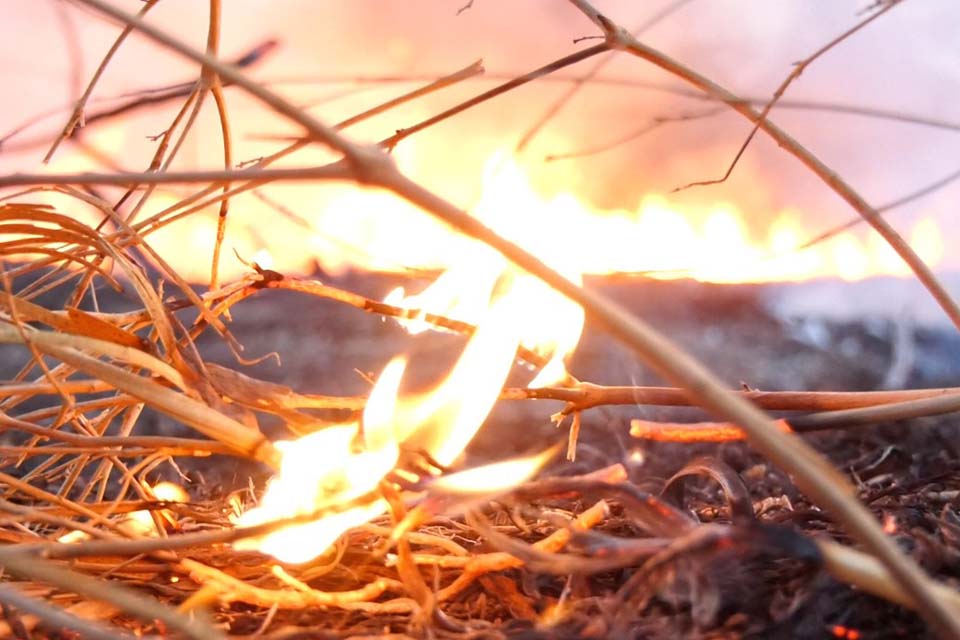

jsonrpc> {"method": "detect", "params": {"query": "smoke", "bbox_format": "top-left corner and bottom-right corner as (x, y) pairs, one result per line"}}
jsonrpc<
(1, 1), (956, 268)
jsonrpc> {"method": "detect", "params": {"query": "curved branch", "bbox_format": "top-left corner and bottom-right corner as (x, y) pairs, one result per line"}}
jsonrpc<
(60, 1), (960, 634)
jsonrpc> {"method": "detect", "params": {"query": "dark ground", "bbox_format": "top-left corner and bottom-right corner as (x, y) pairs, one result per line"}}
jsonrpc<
(188, 272), (960, 638)
(5, 270), (960, 638)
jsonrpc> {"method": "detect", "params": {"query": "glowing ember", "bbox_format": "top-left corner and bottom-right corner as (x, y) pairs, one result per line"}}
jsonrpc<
(630, 418), (794, 442)
(58, 481), (189, 543)
(883, 513), (898, 535)
(121, 481), (190, 536)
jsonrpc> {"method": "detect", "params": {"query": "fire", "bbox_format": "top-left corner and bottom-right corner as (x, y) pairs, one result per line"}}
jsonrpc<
(232, 358), (405, 564)
(122, 481), (190, 536)
(386, 155), (585, 388)
(145, 151), (944, 284)
(385, 261), (583, 389)
(391, 290), (524, 464)
(57, 481), (189, 543)
(428, 446), (557, 496)
(108, 149), (950, 562)
(30, 140), (946, 285)
(233, 283), (540, 563)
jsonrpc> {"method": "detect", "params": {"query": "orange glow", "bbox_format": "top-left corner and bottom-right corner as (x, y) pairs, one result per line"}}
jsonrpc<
(57, 481), (189, 543)
(21, 141), (946, 286)
(213, 151), (942, 284)
(831, 625), (862, 640)
(386, 266), (582, 388)
(630, 418), (793, 442)
(883, 513), (898, 534)
(251, 248), (275, 271)
(233, 285), (530, 563)
(428, 447), (556, 496)
(393, 291), (523, 465)
(232, 358), (405, 564)
(122, 481), (190, 536)
(386, 155), (584, 388)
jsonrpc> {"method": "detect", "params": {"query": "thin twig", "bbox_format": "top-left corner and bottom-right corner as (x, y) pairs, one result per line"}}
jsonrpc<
(674, 0), (900, 192)
(1, 38), (277, 153)
(256, 71), (960, 133)
(264, 276), (552, 369)
(180, 559), (405, 611)
(793, 166), (960, 253)
(516, 0), (695, 152)
(544, 106), (724, 162)
(788, 392), (960, 431)
(379, 44), (608, 151)
(0, 550), (223, 640)
(0, 164), (354, 188)
(436, 501), (608, 601)
(44, 0), (160, 163)
(628, 391), (960, 442)
(565, 1), (960, 634)
(205, 0), (233, 290)
(53, 3), (960, 634)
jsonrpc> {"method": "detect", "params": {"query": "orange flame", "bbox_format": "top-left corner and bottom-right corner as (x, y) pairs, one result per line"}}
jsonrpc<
(34, 139), (946, 286)
(232, 359), (405, 564)
(428, 446), (557, 496)
(386, 155), (585, 387)
(392, 290), (523, 465)
(233, 284), (527, 563)
(57, 481), (189, 543)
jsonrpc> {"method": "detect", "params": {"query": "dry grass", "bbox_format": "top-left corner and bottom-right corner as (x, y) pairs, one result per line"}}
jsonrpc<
(0, 1), (957, 637)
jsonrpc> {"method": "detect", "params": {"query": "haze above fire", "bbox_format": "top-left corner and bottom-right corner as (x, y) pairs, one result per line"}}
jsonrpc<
(1, 1), (955, 282)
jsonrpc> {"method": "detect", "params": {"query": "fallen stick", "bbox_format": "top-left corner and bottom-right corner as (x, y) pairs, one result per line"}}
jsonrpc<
(503, 383), (960, 412)
(818, 539), (960, 615)
(630, 392), (960, 442)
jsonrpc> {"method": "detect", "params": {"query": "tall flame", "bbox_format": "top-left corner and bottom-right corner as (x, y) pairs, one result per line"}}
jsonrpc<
(233, 359), (404, 564)
(234, 284), (526, 563)
(393, 287), (522, 466)
(33, 139), (946, 285)
(386, 154), (586, 388)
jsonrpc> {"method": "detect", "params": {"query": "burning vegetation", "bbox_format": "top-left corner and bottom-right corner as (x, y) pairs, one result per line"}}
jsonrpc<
(1, 0), (960, 638)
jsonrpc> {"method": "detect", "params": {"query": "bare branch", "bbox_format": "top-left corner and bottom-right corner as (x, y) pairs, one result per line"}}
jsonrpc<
(45, 1), (160, 163)
(559, 1), (960, 635)
(504, 383), (960, 413)
(516, 0), (695, 152)
(674, 0), (901, 192)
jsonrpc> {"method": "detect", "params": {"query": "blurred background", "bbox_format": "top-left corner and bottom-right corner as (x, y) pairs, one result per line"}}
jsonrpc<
(1, 0), (956, 288)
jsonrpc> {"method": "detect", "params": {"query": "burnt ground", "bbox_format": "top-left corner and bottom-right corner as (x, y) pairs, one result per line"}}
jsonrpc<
(192, 273), (960, 638)
(5, 271), (960, 638)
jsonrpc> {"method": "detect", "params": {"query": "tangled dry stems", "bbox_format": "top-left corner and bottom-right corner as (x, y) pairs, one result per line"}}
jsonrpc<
(0, 0), (957, 637)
